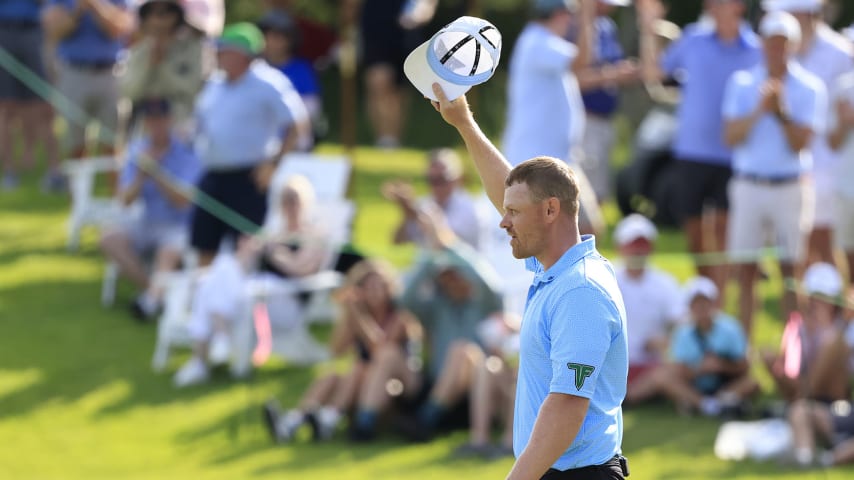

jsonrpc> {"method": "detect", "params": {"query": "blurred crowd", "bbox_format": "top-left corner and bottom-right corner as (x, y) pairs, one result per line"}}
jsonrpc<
(3, 0), (854, 471)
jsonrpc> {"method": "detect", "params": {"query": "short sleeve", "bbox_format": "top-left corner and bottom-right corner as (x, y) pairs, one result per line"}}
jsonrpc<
(722, 71), (753, 120)
(530, 35), (577, 74)
(802, 81), (828, 134)
(669, 326), (698, 364)
(661, 274), (687, 324)
(548, 287), (619, 398)
(721, 319), (748, 359)
(660, 36), (687, 76)
(119, 145), (141, 189)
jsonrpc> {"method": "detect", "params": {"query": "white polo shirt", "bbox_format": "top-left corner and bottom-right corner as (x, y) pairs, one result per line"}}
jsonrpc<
(615, 266), (684, 366)
(796, 25), (854, 173)
(502, 23), (584, 166)
(831, 72), (854, 198)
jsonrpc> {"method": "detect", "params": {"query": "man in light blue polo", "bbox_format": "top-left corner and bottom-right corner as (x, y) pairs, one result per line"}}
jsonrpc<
(722, 9), (825, 337)
(192, 22), (309, 267)
(428, 61), (629, 480)
(638, 0), (761, 296)
(42, 0), (134, 157)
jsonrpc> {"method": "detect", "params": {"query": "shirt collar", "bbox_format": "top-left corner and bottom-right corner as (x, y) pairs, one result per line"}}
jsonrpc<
(532, 234), (597, 286)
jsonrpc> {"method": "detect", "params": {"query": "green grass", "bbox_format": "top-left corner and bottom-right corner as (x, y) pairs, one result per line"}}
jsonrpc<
(0, 146), (852, 479)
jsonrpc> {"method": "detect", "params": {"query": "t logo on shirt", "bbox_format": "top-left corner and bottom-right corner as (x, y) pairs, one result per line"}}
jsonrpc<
(567, 363), (595, 391)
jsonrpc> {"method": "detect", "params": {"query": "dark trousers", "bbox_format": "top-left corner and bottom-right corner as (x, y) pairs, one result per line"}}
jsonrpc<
(190, 167), (267, 253)
(540, 455), (626, 480)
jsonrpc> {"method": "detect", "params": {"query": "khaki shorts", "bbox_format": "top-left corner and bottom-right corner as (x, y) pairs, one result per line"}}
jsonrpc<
(727, 177), (813, 263)
(56, 62), (118, 152)
(835, 194), (854, 251)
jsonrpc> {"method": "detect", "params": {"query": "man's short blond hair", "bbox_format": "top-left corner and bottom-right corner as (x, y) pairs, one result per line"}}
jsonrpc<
(505, 156), (580, 218)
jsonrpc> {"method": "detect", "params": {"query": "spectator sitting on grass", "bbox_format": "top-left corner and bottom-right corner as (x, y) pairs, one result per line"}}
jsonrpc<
(762, 262), (850, 403)
(624, 277), (758, 417)
(173, 175), (328, 387)
(382, 148), (481, 249)
(262, 259), (422, 443)
(99, 97), (201, 320)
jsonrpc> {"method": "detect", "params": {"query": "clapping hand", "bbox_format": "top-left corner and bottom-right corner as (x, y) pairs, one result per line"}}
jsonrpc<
(381, 180), (418, 217)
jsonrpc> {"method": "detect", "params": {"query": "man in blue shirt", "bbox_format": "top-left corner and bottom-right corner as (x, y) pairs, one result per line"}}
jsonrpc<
(573, 0), (639, 204)
(638, 0), (762, 297)
(100, 97), (201, 320)
(638, 277), (757, 417)
(428, 44), (629, 480)
(722, 9), (825, 338)
(192, 22), (309, 267)
(42, 0), (134, 158)
(0, 0), (62, 192)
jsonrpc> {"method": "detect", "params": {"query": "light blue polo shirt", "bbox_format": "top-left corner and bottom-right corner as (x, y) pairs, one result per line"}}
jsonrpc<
(120, 136), (202, 226)
(194, 61), (307, 170)
(670, 313), (747, 393)
(515, 235), (628, 470)
(723, 63), (826, 178)
(502, 23), (584, 166)
(47, 0), (128, 64)
(661, 24), (761, 165)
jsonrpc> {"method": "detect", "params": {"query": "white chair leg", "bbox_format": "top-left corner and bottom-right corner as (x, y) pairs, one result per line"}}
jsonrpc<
(101, 261), (119, 307)
(230, 302), (255, 379)
(151, 326), (171, 372)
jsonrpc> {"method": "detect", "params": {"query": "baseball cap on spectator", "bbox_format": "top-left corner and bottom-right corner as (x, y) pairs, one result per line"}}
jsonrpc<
(217, 22), (265, 56)
(257, 9), (297, 34)
(613, 214), (657, 247)
(138, 0), (184, 21)
(683, 276), (719, 304)
(761, 0), (823, 13)
(599, 0), (632, 6)
(803, 262), (843, 299)
(759, 9), (802, 43)
(534, 0), (579, 15)
(135, 97), (171, 117)
(404, 16), (502, 102)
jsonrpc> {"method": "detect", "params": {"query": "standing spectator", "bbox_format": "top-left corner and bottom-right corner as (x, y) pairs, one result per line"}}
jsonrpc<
(612, 214), (684, 397)
(340, 0), (436, 149)
(0, 0), (62, 192)
(573, 0), (639, 203)
(829, 33), (854, 286)
(384, 208), (503, 443)
(99, 97), (201, 320)
(120, 0), (209, 141)
(722, 9), (825, 337)
(191, 22), (309, 267)
(638, 0), (762, 296)
(41, 0), (135, 158)
(262, 259), (421, 443)
(765, 0), (854, 267)
(629, 277), (758, 417)
(258, 8), (323, 148)
(382, 148), (481, 249)
(502, 0), (593, 167)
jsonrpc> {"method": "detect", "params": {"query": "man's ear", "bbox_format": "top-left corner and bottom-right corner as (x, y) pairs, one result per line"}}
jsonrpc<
(544, 197), (561, 223)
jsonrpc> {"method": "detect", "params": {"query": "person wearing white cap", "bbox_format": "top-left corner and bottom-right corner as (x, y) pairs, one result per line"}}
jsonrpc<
(611, 214), (684, 397)
(761, 262), (849, 403)
(763, 0), (854, 267)
(828, 27), (854, 287)
(629, 277), (757, 417)
(571, 0), (639, 204)
(722, 9), (826, 338)
(501, 0), (595, 168)
(637, 0), (762, 300)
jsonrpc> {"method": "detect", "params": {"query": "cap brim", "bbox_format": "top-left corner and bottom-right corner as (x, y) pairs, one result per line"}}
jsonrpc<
(601, 0), (631, 6)
(404, 40), (471, 102)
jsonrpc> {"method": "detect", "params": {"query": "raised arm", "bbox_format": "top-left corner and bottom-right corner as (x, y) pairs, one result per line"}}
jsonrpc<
(570, 0), (596, 74)
(430, 84), (511, 213)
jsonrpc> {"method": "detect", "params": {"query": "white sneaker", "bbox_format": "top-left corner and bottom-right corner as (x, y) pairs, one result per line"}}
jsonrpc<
(208, 332), (231, 366)
(278, 409), (305, 442)
(312, 406), (341, 441)
(173, 356), (210, 388)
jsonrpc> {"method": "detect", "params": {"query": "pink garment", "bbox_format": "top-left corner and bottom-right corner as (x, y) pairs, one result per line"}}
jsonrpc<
(781, 312), (803, 380)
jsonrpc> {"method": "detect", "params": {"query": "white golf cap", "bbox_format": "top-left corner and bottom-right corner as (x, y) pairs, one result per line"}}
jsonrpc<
(404, 16), (502, 102)
(759, 10), (802, 43)
(684, 276), (719, 303)
(613, 214), (658, 246)
(803, 262), (843, 298)
(762, 0), (823, 13)
(599, 0), (632, 6)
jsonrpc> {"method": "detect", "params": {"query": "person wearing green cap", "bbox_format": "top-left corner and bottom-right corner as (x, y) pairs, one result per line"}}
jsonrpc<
(191, 21), (310, 268)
